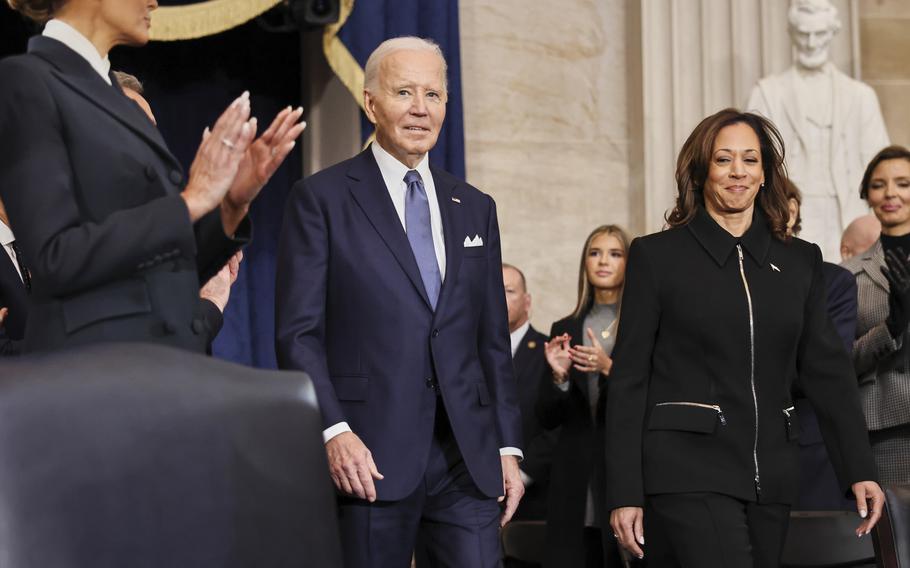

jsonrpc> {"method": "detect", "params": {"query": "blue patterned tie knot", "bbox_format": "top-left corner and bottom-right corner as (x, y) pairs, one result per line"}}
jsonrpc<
(404, 170), (441, 309)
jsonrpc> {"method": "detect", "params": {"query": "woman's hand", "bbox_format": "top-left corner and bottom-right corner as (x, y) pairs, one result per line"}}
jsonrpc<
(852, 480), (885, 537)
(182, 91), (256, 223)
(610, 507), (644, 559)
(221, 106), (307, 231)
(568, 327), (613, 375)
(544, 333), (572, 384)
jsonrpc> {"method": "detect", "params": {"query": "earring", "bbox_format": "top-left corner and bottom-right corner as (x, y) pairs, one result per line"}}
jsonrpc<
(760, 183), (765, 190)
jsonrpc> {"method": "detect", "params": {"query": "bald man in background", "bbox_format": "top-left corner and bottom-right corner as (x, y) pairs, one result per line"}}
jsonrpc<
(841, 214), (881, 262)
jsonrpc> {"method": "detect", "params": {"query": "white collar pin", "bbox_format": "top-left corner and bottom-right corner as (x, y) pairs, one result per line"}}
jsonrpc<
(770, 263), (781, 272)
(451, 197), (461, 203)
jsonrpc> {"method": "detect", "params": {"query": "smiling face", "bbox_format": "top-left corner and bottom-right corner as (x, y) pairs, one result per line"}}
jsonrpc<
(703, 122), (765, 219)
(363, 49), (447, 169)
(866, 158), (910, 236)
(584, 233), (626, 292)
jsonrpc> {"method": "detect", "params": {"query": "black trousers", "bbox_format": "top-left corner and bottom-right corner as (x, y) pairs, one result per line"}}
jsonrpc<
(643, 493), (790, 568)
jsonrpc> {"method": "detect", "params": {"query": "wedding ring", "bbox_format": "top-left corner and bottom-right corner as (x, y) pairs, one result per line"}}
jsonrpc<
(588, 354), (595, 362)
(270, 147), (278, 157)
(221, 138), (236, 149)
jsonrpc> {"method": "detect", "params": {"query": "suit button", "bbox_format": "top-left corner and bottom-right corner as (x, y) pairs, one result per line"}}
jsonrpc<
(432, 329), (439, 338)
(169, 170), (183, 186)
(162, 322), (176, 334)
(425, 378), (434, 389)
(144, 165), (158, 181)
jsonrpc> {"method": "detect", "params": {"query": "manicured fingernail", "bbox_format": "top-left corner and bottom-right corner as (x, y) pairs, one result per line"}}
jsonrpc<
(300, 121), (307, 129)
(638, 536), (645, 545)
(638, 554), (644, 559)
(241, 122), (250, 135)
(860, 509), (868, 518)
(203, 126), (210, 136)
(295, 106), (304, 114)
(241, 90), (249, 100)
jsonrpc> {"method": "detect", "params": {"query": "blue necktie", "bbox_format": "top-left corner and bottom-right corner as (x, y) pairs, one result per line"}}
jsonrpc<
(404, 170), (441, 309)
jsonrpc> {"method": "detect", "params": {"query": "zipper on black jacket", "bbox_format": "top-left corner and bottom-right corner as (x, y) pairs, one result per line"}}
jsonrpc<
(737, 245), (761, 497)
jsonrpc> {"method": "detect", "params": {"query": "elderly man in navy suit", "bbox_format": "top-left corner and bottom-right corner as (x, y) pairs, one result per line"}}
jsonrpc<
(276, 37), (524, 567)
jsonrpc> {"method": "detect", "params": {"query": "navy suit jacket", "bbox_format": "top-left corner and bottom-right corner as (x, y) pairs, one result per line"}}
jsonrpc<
(275, 148), (522, 501)
(0, 248), (27, 356)
(0, 37), (246, 353)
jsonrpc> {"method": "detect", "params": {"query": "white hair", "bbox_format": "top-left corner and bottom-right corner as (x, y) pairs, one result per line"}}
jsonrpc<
(788, 0), (841, 34)
(363, 36), (448, 93)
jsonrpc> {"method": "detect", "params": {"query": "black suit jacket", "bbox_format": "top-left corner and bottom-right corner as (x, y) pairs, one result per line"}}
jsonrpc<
(512, 325), (555, 521)
(0, 36), (247, 353)
(536, 315), (608, 567)
(0, 247), (27, 355)
(605, 206), (875, 510)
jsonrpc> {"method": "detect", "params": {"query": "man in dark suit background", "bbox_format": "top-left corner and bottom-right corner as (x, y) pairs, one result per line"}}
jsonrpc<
(276, 37), (523, 567)
(0, 197), (28, 356)
(503, 263), (555, 522)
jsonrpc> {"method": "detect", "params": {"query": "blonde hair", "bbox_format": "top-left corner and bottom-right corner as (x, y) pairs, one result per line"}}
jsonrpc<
(363, 36), (448, 93)
(570, 225), (631, 320)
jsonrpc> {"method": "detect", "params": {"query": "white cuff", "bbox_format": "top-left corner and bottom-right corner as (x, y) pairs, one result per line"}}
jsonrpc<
(323, 421), (352, 443)
(519, 469), (534, 487)
(556, 381), (570, 392)
(500, 447), (524, 460)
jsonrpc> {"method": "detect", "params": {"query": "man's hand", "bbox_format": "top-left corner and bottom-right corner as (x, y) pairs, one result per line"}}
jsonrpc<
(499, 455), (525, 527)
(610, 506), (645, 559)
(0, 307), (7, 327)
(325, 431), (384, 502)
(199, 251), (243, 312)
(853, 480), (885, 537)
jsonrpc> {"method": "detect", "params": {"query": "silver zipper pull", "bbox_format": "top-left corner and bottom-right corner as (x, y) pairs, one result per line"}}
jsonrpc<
(718, 410), (727, 426)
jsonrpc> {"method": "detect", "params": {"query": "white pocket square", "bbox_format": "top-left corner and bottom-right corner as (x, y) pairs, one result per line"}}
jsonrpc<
(463, 234), (484, 247)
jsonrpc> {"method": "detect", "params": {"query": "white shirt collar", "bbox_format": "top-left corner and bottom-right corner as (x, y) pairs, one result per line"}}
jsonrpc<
(510, 321), (531, 358)
(371, 141), (431, 187)
(43, 19), (112, 85)
(0, 220), (14, 247)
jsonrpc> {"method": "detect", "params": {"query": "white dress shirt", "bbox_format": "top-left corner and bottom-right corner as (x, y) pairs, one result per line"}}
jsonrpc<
(324, 144), (522, 460)
(43, 19), (112, 85)
(0, 220), (23, 282)
(510, 321), (530, 358)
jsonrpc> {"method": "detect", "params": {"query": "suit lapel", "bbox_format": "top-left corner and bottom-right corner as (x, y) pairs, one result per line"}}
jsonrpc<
(512, 329), (532, 378)
(346, 151), (433, 310)
(862, 240), (889, 293)
(28, 36), (182, 173)
(433, 167), (464, 314)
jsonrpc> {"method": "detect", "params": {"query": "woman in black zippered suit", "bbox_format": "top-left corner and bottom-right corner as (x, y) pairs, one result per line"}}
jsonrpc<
(604, 108), (883, 567)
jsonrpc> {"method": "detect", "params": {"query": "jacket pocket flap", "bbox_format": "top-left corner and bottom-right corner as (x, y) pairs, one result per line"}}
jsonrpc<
(648, 404), (718, 434)
(334, 376), (368, 401)
(62, 279), (152, 334)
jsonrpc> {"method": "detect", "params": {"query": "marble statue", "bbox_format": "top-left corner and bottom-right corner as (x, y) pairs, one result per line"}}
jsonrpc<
(747, 0), (889, 261)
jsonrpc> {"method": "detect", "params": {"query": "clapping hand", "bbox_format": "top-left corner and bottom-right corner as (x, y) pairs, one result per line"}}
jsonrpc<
(544, 333), (572, 384)
(882, 247), (910, 337)
(224, 105), (307, 215)
(568, 328), (613, 375)
(0, 307), (7, 327)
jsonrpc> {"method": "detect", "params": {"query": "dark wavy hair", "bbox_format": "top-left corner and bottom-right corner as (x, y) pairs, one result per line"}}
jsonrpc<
(667, 108), (791, 241)
(7, 0), (64, 23)
(859, 145), (910, 200)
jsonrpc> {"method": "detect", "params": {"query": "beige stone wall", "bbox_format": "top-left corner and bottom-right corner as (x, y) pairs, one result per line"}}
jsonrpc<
(460, 0), (630, 332)
(860, 0), (910, 148)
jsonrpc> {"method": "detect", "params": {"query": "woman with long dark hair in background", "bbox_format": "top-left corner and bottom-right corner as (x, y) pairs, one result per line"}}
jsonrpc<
(843, 144), (910, 485)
